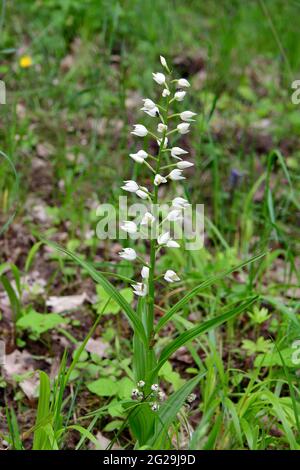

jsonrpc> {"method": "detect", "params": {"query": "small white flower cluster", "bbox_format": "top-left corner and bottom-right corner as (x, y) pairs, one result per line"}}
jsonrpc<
(131, 388), (143, 400)
(150, 382), (166, 412)
(131, 381), (166, 411)
(119, 56), (196, 300)
(186, 393), (197, 404)
(131, 380), (146, 400)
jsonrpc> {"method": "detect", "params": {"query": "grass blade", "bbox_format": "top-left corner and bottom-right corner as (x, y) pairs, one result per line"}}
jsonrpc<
(5, 406), (23, 450)
(148, 373), (205, 449)
(156, 253), (265, 333)
(151, 297), (258, 379)
(33, 371), (53, 450)
(1, 273), (21, 322)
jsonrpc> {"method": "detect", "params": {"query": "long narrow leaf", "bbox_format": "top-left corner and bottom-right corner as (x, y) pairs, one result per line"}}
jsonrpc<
(156, 252), (265, 332)
(5, 406), (23, 450)
(1, 274), (21, 322)
(151, 297), (258, 380)
(33, 371), (52, 450)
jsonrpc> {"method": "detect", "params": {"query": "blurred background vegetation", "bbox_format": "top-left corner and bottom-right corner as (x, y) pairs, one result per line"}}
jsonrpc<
(1, 0), (299, 245)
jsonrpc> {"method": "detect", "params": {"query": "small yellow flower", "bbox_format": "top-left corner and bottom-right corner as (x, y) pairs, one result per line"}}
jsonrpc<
(19, 55), (33, 68)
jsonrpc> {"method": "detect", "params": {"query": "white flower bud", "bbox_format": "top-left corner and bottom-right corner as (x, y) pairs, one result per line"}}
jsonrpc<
(151, 403), (159, 411)
(157, 123), (168, 133)
(180, 111), (196, 122)
(164, 269), (180, 283)
(166, 209), (182, 221)
(177, 78), (190, 88)
(166, 239), (180, 248)
(141, 106), (159, 117)
(120, 221), (138, 234)
(156, 137), (168, 149)
(174, 91), (186, 102)
(154, 174), (167, 186)
(168, 169), (186, 180)
(137, 380), (145, 388)
(157, 232), (179, 247)
(132, 282), (148, 297)
(151, 383), (159, 392)
(172, 197), (190, 208)
(131, 124), (148, 137)
(157, 232), (170, 245)
(141, 266), (149, 279)
(121, 180), (139, 192)
(176, 161), (194, 169)
(136, 189), (149, 199)
(160, 55), (168, 69)
(152, 72), (165, 85)
(171, 147), (188, 159)
(119, 248), (137, 261)
(187, 393), (197, 403)
(129, 150), (148, 163)
(142, 98), (156, 110)
(177, 123), (190, 134)
(141, 212), (155, 225)
(131, 388), (139, 399)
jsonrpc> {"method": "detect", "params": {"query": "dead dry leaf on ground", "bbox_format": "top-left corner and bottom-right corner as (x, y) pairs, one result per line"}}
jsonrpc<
(3, 350), (39, 398)
(36, 142), (54, 158)
(91, 432), (120, 450)
(125, 91), (142, 110)
(286, 287), (300, 299)
(19, 373), (40, 399)
(60, 54), (75, 71)
(25, 197), (52, 224)
(85, 338), (108, 358)
(3, 350), (34, 377)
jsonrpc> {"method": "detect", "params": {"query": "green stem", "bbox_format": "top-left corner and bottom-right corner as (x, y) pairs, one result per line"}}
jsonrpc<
(147, 98), (170, 344)
(148, 155), (158, 162)
(160, 163), (177, 170)
(143, 160), (156, 173)
(166, 128), (177, 136)
(148, 130), (158, 140)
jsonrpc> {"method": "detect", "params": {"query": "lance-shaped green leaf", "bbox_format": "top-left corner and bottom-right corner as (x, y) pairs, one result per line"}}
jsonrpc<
(150, 297), (258, 381)
(155, 252), (265, 333)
